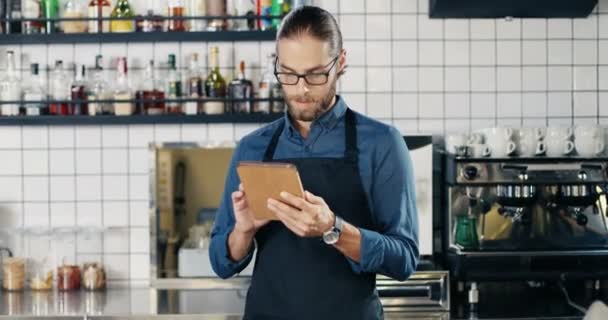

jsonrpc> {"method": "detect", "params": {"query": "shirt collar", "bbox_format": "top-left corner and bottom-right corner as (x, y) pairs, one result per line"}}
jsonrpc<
(284, 95), (347, 137)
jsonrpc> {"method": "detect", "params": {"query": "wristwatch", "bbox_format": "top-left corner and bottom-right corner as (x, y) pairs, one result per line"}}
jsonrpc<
(322, 215), (343, 245)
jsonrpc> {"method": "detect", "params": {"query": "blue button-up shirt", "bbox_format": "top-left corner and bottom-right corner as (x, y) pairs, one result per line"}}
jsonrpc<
(209, 96), (419, 281)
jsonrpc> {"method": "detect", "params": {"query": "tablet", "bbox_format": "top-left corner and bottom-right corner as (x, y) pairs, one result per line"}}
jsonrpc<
(236, 161), (305, 220)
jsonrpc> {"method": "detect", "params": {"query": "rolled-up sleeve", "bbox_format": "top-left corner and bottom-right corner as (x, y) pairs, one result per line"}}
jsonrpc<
(347, 127), (419, 281)
(209, 144), (255, 279)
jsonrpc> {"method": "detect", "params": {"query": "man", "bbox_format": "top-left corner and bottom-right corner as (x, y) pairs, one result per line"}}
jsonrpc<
(209, 6), (419, 320)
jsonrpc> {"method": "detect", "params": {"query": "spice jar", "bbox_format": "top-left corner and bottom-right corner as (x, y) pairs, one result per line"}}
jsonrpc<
(82, 262), (106, 290)
(25, 228), (53, 291)
(57, 264), (81, 291)
(3, 257), (25, 291)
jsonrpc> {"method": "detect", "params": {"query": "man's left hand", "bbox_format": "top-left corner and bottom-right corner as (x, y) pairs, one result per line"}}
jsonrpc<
(267, 191), (335, 238)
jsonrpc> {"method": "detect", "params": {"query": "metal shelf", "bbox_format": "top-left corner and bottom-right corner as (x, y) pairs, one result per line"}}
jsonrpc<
(0, 113), (283, 126)
(0, 30), (277, 44)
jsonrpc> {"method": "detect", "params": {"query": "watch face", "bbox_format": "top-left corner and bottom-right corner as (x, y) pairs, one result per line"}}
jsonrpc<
(323, 231), (339, 245)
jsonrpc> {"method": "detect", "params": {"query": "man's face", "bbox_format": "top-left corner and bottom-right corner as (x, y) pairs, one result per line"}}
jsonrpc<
(276, 34), (345, 122)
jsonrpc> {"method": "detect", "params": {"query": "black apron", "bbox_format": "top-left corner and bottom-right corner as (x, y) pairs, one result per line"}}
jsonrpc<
(243, 108), (383, 320)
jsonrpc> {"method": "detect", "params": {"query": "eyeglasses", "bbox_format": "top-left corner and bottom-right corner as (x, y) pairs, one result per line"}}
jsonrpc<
(274, 56), (339, 86)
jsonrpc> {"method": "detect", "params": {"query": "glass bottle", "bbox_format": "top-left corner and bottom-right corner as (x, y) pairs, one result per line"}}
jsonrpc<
(258, 0), (272, 30)
(110, 0), (134, 33)
(22, 63), (47, 116)
(62, 0), (88, 33)
(454, 215), (479, 250)
(206, 0), (227, 31)
(87, 55), (111, 115)
(232, 0), (256, 31)
(0, 50), (21, 116)
(49, 60), (70, 115)
(139, 0), (163, 32)
(166, 54), (183, 114)
(167, 0), (186, 31)
(41, 0), (60, 33)
(135, 60), (165, 115)
(185, 53), (203, 115)
(186, 0), (205, 31)
(204, 46), (227, 114)
(22, 0), (42, 34)
(70, 64), (88, 115)
(228, 60), (253, 113)
(269, 54), (284, 113)
(88, 0), (111, 33)
(113, 57), (133, 116)
(8, 0), (22, 33)
(256, 53), (274, 114)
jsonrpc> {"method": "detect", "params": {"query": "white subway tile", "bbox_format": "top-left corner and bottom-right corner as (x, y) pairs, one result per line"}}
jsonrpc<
(78, 254), (102, 265)
(76, 202), (102, 227)
(522, 67), (547, 91)
(497, 67), (522, 92)
(77, 228), (103, 253)
(102, 149), (128, 175)
(573, 66), (598, 91)
(418, 67), (443, 92)
(548, 67), (573, 91)
(340, 0), (364, 13)
(496, 19), (521, 39)
(392, 15), (417, 39)
(600, 41), (608, 65)
(418, 94), (443, 118)
(601, 93), (608, 116)
(103, 175), (128, 201)
(341, 67), (365, 92)
(471, 118), (497, 129)
(0, 150), (21, 175)
(496, 41), (521, 65)
(471, 67), (496, 92)
(392, 41), (417, 66)
(104, 228), (129, 253)
(128, 149), (151, 174)
(548, 92), (573, 117)
(471, 93), (496, 118)
(23, 150), (48, 175)
(127, 43), (154, 70)
(600, 14), (608, 38)
(50, 176), (75, 202)
(573, 40), (598, 65)
(49, 149), (75, 175)
(471, 41), (496, 66)
(445, 41), (469, 66)
(392, 94), (418, 118)
(366, 0), (390, 13)
(129, 201), (149, 227)
(342, 93), (366, 114)
(393, 67), (418, 92)
(445, 67), (470, 92)
(104, 254), (130, 280)
(128, 125), (154, 148)
(367, 67), (392, 92)
(573, 92), (598, 117)
(315, 0), (339, 13)
(444, 20), (469, 39)
(47, 44), (74, 66)
(154, 125), (181, 143)
(418, 17), (443, 39)
(0, 177), (22, 202)
(23, 202), (49, 227)
(522, 118), (547, 127)
(154, 42), (181, 69)
(50, 202), (76, 227)
(75, 126), (102, 148)
(129, 253), (150, 280)
(103, 201), (129, 227)
(340, 15), (365, 40)
(129, 175), (149, 201)
(522, 19), (547, 39)
(234, 42), (259, 70)
(496, 118), (522, 127)
(208, 124), (235, 143)
(344, 41), (365, 66)
(547, 40), (572, 66)
(572, 117), (597, 125)
(22, 126), (48, 149)
(366, 15), (391, 40)
(393, 0), (417, 13)
(366, 41), (392, 66)
(76, 149), (101, 175)
(573, 15), (598, 39)
(445, 119), (471, 134)
(73, 44), (100, 66)
(0, 203), (22, 228)
(366, 93), (392, 118)
(445, 93), (470, 118)
(548, 19), (572, 39)
(496, 93), (522, 117)
(130, 228), (150, 254)
(600, 67), (608, 90)
(418, 119), (444, 134)
(548, 117), (573, 126)
(234, 124), (260, 141)
(0, 127), (21, 149)
(49, 127), (75, 149)
(393, 120), (419, 134)
(23, 177), (48, 202)
(76, 176), (102, 201)
(470, 20), (495, 39)
(101, 44), (128, 65)
(102, 126), (128, 148)
(522, 40), (547, 65)
(418, 0), (429, 13)
(214, 42), (234, 70)
(21, 45), (48, 68)
(522, 93), (547, 117)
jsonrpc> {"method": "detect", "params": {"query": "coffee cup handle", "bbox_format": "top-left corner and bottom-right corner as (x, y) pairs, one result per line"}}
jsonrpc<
(482, 146), (491, 157)
(596, 141), (605, 155)
(566, 127), (574, 139)
(505, 128), (513, 140)
(565, 141), (575, 155)
(507, 141), (516, 155)
(536, 128), (545, 140)
(536, 141), (546, 155)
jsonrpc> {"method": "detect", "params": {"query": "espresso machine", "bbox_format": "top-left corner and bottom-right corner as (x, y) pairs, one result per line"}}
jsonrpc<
(445, 155), (608, 314)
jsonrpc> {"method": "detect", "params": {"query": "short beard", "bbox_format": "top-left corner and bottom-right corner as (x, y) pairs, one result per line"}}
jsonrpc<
(285, 79), (337, 122)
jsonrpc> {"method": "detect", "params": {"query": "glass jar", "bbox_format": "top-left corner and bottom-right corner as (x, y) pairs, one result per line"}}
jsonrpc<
(455, 215), (479, 250)
(58, 264), (81, 291)
(82, 262), (106, 290)
(53, 228), (79, 290)
(3, 257), (25, 291)
(62, 0), (88, 33)
(25, 228), (54, 291)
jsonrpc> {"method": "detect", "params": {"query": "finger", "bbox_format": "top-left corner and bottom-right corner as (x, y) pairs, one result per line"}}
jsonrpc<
(239, 183), (245, 192)
(232, 191), (243, 201)
(268, 200), (316, 233)
(268, 198), (311, 224)
(305, 191), (325, 205)
(279, 191), (313, 211)
(274, 210), (307, 236)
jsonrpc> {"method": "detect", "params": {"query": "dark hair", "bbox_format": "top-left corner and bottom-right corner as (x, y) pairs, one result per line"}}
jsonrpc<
(276, 6), (345, 76)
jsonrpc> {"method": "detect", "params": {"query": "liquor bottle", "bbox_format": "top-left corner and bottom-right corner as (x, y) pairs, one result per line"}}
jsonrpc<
(87, 55), (111, 115)
(232, 0), (255, 31)
(0, 51), (21, 116)
(256, 53), (273, 113)
(186, 0), (205, 31)
(257, 0), (272, 31)
(49, 60), (70, 115)
(166, 54), (183, 114)
(185, 53), (203, 115)
(88, 0), (111, 33)
(113, 57), (133, 116)
(41, 0), (59, 33)
(206, 0), (226, 31)
(8, 0), (22, 33)
(271, 0), (287, 29)
(22, 63), (47, 116)
(62, 0), (88, 33)
(70, 64), (88, 115)
(228, 60), (253, 113)
(135, 60), (165, 115)
(204, 46), (227, 114)
(110, 0), (134, 33)
(167, 0), (186, 31)
(22, 0), (42, 34)
(269, 53), (284, 113)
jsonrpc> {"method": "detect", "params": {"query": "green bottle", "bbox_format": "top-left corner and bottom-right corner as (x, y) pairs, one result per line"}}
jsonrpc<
(271, 0), (289, 29)
(455, 215), (479, 250)
(110, 0), (135, 33)
(42, 0), (60, 33)
(204, 46), (227, 115)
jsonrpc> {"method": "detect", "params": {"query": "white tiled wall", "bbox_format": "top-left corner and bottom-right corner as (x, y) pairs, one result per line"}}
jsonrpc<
(1, 0), (608, 285)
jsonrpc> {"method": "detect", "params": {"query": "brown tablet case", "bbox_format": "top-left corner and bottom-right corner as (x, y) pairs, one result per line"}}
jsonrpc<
(236, 161), (305, 220)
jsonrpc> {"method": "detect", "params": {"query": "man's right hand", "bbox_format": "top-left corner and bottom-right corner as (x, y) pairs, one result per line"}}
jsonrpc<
(228, 184), (269, 261)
